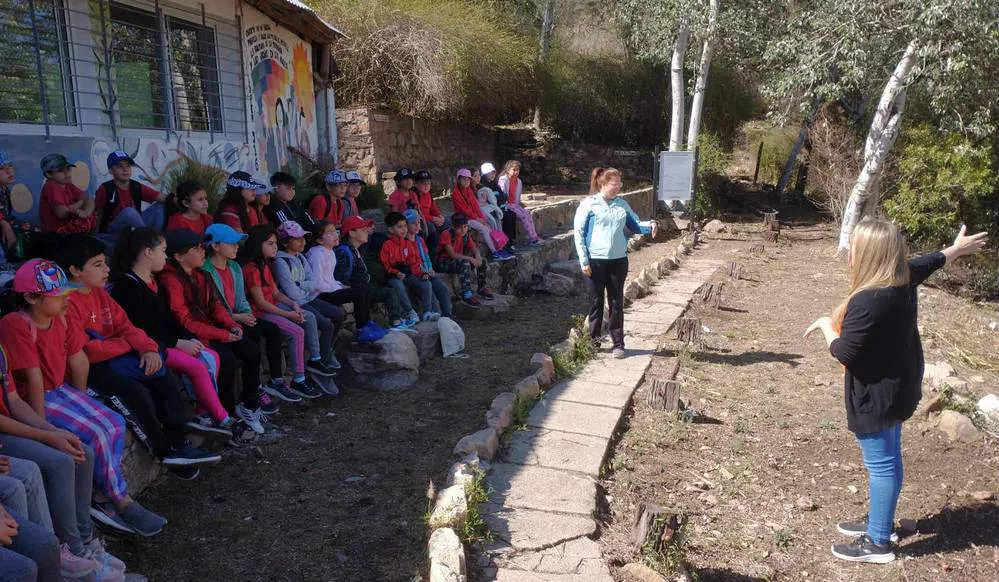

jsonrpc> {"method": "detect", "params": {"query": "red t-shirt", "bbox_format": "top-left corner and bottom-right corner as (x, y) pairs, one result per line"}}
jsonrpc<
(243, 262), (277, 316)
(0, 312), (86, 396)
(39, 181), (96, 233)
(437, 229), (473, 262)
(166, 212), (212, 235)
(95, 181), (160, 221)
(66, 286), (158, 363)
(387, 188), (418, 214)
(217, 266), (236, 309)
(217, 204), (264, 233)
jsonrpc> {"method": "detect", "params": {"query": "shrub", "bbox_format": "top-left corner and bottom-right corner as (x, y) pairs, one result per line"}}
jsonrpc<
(315, 0), (536, 124)
(885, 124), (998, 249)
(693, 132), (731, 216)
(162, 158), (228, 212)
(540, 48), (667, 146)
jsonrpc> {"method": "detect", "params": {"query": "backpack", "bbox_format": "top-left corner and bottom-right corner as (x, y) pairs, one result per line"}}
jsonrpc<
(98, 180), (144, 232)
(307, 191), (342, 221)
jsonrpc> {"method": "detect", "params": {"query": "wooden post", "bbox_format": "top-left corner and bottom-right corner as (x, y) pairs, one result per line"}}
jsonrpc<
(698, 282), (723, 308)
(675, 317), (701, 345)
(632, 504), (682, 555)
(648, 360), (682, 411)
(749, 244), (765, 255)
(762, 210), (780, 243)
(753, 142), (764, 184)
(727, 261), (743, 280)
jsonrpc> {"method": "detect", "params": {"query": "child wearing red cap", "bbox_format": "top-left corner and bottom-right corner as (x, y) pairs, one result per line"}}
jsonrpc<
(0, 259), (167, 538)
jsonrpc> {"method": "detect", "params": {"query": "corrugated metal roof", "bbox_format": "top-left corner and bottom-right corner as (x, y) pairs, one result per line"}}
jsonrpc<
(246, 0), (346, 43)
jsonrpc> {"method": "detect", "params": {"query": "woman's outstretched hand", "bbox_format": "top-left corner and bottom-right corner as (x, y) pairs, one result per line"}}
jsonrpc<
(804, 316), (832, 339)
(943, 225), (988, 263)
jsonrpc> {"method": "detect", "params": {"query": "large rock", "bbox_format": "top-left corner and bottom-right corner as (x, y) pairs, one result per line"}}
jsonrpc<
(454, 428), (500, 460)
(411, 321), (442, 363)
(923, 361), (955, 388)
(428, 528), (467, 582)
(121, 432), (161, 496)
(624, 279), (648, 302)
(978, 394), (999, 427)
(531, 353), (555, 387)
(346, 331), (420, 391)
(453, 294), (516, 321)
(486, 393), (517, 432)
(703, 219), (727, 234)
(430, 484), (469, 529)
(515, 375), (541, 399)
(446, 461), (477, 488)
(619, 563), (667, 582)
(532, 271), (576, 296)
(546, 260), (583, 281)
(937, 410), (979, 443)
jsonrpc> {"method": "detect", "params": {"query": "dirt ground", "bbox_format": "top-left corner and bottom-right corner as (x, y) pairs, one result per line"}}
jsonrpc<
(109, 238), (678, 582)
(600, 221), (999, 581)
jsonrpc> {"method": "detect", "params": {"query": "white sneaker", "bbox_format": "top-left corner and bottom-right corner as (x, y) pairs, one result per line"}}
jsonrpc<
(84, 537), (126, 572)
(60, 543), (98, 578)
(235, 403), (265, 434)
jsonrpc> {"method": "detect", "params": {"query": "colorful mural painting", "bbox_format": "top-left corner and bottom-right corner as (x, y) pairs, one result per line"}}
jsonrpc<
(245, 18), (317, 176)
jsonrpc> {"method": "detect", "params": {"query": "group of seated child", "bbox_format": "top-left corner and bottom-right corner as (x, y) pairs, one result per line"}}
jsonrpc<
(0, 149), (546, 580)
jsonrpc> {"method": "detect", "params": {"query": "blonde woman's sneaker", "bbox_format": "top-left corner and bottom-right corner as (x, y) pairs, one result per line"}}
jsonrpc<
(119, 501), (167, 537)
(831, 534), (895, 564)
(60, 543), (98, 577)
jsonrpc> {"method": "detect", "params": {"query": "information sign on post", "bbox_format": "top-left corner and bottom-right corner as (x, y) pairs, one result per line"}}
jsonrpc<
(657, 151), (696, 202)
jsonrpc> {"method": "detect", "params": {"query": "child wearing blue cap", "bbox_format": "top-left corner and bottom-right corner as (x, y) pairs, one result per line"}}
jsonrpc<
(307, 170), (347, 227)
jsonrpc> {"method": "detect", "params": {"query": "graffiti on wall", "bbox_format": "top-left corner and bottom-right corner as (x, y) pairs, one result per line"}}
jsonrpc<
(89, 137), (255, 187)
(245, 20), (316, 176)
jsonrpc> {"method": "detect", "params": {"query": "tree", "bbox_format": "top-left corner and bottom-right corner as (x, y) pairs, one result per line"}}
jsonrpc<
(532, 0), (557, 128)
(762, 0), (999, 253)
(686, 0), (719, 150)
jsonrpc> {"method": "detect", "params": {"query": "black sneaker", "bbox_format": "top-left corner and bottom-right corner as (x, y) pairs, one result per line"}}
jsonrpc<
(257, 393), (280, 415)
(167, 465), (201, 481)
(227, 420), (258, 448)
(307, 360), (337, 377)
(831, 534), (895, 564)
(185, 414), (236, 441)
(837, 515), (900, 543)
(290, 378), (324, 400)
(162, 443), (222, 467)
(263, 379), (303, 403)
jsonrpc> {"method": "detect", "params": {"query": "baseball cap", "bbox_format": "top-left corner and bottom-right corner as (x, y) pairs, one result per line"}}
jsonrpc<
(394, 168), (414, 182)
(165, 229), (208, 254)
(0, 151), (10, 168)
(414, 170), (431, 182)
(13, 259), (76, 296)
(342, 215), (374, 236)
(40, 154), (74, 173)
(345, 171), (364, 184)
(227, 171), (267, 190)
(277, 221), (307, 239)
(106, 150), (134, 168)
(324, 170), (347, 185)
(403, 209), (421, 224)
(254, 179), (274, 195)
(451, 213), (468, 227)
(480, 162), (496, 176)
(205, 223), (248, 245)
(456, 168), (472, 179)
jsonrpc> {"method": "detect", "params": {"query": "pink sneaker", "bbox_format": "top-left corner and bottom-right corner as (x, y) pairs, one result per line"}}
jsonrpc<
(60, 543), (99, 577)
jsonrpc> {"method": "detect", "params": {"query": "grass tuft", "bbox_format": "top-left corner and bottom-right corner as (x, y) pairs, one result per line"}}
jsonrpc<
(551, 314), (597, 378)
(458, 467), (494, 547)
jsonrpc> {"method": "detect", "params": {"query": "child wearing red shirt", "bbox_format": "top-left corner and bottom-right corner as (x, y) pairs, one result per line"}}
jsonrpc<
(165, 181), (213, 234)
(436, 214), (494, 306)
(158, 229), (270, 434)
(38, 154), (95, 234)
(307, 170), (347, 226)
(451, 168), (512, 261)
(386, 168), (417, 214)
(57, 234), (222, 470)
(213, 172), (267, 233)
(0, 259), (166, 537)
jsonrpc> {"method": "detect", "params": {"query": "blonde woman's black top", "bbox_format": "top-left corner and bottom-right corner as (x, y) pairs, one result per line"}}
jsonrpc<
(829, 252), (945, 434)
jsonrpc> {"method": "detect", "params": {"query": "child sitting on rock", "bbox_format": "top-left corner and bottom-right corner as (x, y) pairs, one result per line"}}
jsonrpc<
(436, 214), (494, 307)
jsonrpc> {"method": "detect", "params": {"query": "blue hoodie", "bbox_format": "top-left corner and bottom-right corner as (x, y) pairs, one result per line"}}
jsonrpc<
(573, 194), (651, 267)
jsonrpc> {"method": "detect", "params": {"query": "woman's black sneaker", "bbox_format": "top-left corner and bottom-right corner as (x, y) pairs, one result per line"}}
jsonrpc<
(837, 515), (900, 542)
(831, 534), (895, 564)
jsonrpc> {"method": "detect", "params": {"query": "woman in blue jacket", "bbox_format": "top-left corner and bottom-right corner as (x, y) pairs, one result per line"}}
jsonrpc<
(573, 168), (657, 359)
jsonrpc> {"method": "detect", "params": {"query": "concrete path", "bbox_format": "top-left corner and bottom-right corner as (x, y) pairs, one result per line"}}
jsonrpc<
(481, 258), (723, 581)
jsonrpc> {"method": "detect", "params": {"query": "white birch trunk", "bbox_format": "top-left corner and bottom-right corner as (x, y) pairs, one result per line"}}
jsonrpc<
(686, 0), (719, 150)
(837, 40), (919, 253)
(669, 24), (690, 151)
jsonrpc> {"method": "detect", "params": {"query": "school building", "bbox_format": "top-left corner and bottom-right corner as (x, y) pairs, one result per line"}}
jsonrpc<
(0, 0), (342, 224)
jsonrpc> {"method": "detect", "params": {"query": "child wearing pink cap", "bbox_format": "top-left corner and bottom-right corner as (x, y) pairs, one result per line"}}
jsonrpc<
(0, 259), (167, 538)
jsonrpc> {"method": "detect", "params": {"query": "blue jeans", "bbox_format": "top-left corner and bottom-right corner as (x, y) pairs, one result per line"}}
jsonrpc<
(857, 421), (903, 545)
(0, 480), (60, 582)
(387, 276), (426, 315)
(97, 204), (165, 252)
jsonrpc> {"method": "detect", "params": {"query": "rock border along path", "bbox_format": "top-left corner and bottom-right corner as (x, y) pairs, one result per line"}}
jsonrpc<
(476, 250), (724, 581)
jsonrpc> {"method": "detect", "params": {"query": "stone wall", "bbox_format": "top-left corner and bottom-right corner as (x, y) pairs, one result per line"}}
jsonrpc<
(336, 107), (498, 188)
(496, 133), (655, 188)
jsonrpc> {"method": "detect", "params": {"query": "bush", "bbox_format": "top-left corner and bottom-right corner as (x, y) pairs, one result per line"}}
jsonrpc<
(162, 158), (228, 212)
(540, 48), (667, 146)
(693, 132), (731, 215)
(885, 124), (998, 248)
(315, 0), (536, 124)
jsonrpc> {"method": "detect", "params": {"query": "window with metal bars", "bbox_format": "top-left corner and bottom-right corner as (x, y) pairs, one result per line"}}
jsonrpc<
(109, 1), (223, 132)
(0, 0), (77, 126)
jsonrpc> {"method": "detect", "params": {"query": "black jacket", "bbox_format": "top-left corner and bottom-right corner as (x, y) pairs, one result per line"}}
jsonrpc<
(109, 271), (189, 349)
(830, 252), (945, 434)
(265, 199), (314, 227)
